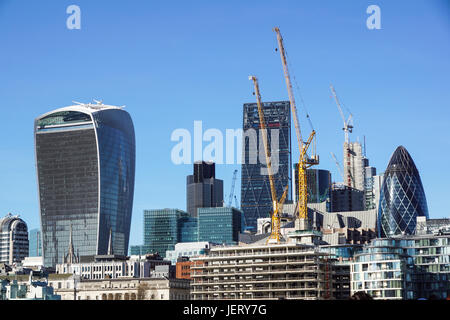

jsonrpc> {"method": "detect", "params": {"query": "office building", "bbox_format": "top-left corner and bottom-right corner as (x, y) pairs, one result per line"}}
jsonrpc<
(28, 229), (42, 257)
(293, 167), (331, 208)
(241, 101), (292, 231)
(186, 161), (223, 217)
(143, 207), (242, 258)
(35, 102), (136, 267)
(198, 207), (242, 245)
(143, 209), (190, 258)
(129, 245), (151, 256)
(363, 166), (377, 210)
(0, 213), (29, 265)
(378, 146), (428, 237)
(331, 184), (364, 212)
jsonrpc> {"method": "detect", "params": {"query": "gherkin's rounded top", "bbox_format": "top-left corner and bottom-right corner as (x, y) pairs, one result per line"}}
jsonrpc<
(385, 146), (419, 175)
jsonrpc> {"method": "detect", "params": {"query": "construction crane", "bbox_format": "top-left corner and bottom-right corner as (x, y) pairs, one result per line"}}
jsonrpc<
(234, 195), (239, 210)
(227, 169), (238, 207)
(249, 75), (289, 243)
(329, 84), (353, 144)
(330, 84), (354, 187)
(273, 27), (319, 222)
(330, 152), (344, 181)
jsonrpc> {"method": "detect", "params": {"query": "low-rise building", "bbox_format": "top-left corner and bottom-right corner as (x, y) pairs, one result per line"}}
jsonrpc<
(350, 230), (450, 300)
(166, 242), (212, 265)
(56, 253), (170, 280)
(0, 272), (60, 300)
(190, 240), (334, 300)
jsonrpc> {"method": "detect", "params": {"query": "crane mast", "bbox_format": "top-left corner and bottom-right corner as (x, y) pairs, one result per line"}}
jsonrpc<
(330, 84), (353, 144)
(249, 75), (288, 243)
(273, 27), (318, 222)
(330, 84), (354, 187)
(227, 169), (238, 207)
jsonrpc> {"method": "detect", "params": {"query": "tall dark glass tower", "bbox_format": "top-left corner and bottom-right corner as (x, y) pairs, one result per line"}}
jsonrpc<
(378, 146), (428, 237)
(186, 161), (223, 217)
(240, 101), (291, 231)
(35, 103), (135, 267)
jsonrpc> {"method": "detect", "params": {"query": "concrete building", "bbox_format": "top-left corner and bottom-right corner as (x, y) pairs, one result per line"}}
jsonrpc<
(56, 253), (170, 280)
(0, 213), (29, 265)
(190, 241), (334, 300)
(35, 102), (136, 267)
(256, 205), (377, 246)
(21, 256), (44, 271)
(343, 141), (365, 191)
(166, 242), (212, 265)
(187, 161), (224, 217)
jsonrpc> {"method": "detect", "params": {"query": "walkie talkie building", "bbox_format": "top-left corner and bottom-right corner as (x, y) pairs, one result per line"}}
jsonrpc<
(34, 103), (135, 267)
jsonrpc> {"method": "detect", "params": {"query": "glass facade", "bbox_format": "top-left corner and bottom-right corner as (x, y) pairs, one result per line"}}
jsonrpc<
(294, 167), (331, 205)
(35, 105), (135, 267)
(378, 146), (428, 237)
(143, 209), (190, 258)
(198, 207), (241, 245)
(241, 101), (291, 231)
(350, 239), (416, 300)
(28, 228), (42, 257)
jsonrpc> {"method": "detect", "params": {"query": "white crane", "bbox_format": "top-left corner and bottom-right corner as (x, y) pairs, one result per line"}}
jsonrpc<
(227, 170), (238, 207)
(330, 84), (353, 144)
(330, 152), (344, 181)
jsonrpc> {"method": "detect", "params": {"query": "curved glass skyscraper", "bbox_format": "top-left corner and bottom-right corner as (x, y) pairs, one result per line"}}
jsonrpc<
(35, 103), (135, 267)
(378, 146), (428, 237)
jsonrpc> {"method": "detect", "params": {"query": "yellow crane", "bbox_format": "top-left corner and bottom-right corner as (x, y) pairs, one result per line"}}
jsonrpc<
(273, 27), (319, 222)
(249, 75), (289, 243)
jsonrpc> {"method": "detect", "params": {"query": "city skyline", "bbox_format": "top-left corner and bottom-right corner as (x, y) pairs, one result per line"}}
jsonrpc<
(0, 0), (449, 248)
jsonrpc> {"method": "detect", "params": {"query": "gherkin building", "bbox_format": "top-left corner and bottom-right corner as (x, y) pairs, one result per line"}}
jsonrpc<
(378, 146), (428, 237)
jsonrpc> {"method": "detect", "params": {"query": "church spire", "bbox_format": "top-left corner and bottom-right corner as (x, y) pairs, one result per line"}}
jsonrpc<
(107, 228), (113, 255)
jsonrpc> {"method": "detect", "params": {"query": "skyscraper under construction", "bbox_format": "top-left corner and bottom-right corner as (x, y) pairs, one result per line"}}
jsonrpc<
(240, 101), (292, 231)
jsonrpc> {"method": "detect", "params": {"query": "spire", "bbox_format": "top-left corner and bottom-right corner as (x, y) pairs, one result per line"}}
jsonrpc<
(65, 224), (78, 264)
(107, 228), (113, 255)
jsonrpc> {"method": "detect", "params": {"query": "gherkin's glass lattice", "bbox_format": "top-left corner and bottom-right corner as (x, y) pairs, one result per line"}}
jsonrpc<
(378, 146), (428, 237)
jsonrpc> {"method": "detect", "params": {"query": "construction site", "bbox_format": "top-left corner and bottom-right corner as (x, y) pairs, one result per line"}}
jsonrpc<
(190, 27), (342, 300)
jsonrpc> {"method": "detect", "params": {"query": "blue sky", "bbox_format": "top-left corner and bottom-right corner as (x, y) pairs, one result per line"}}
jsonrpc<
(0, 0), (449, 247)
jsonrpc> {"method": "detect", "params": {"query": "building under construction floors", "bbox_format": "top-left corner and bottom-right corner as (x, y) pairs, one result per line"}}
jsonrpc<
(190, 242), (335, 300)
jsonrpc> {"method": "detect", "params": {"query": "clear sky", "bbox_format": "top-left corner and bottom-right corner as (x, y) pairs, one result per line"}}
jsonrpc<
(0, 0), (449, 248)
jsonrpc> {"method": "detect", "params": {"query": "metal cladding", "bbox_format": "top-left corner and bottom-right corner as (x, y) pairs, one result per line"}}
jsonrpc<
(378, 146), (428, 237)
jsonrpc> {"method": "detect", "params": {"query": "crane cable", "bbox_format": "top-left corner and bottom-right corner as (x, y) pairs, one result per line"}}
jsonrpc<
(283, 46), (315, 133)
